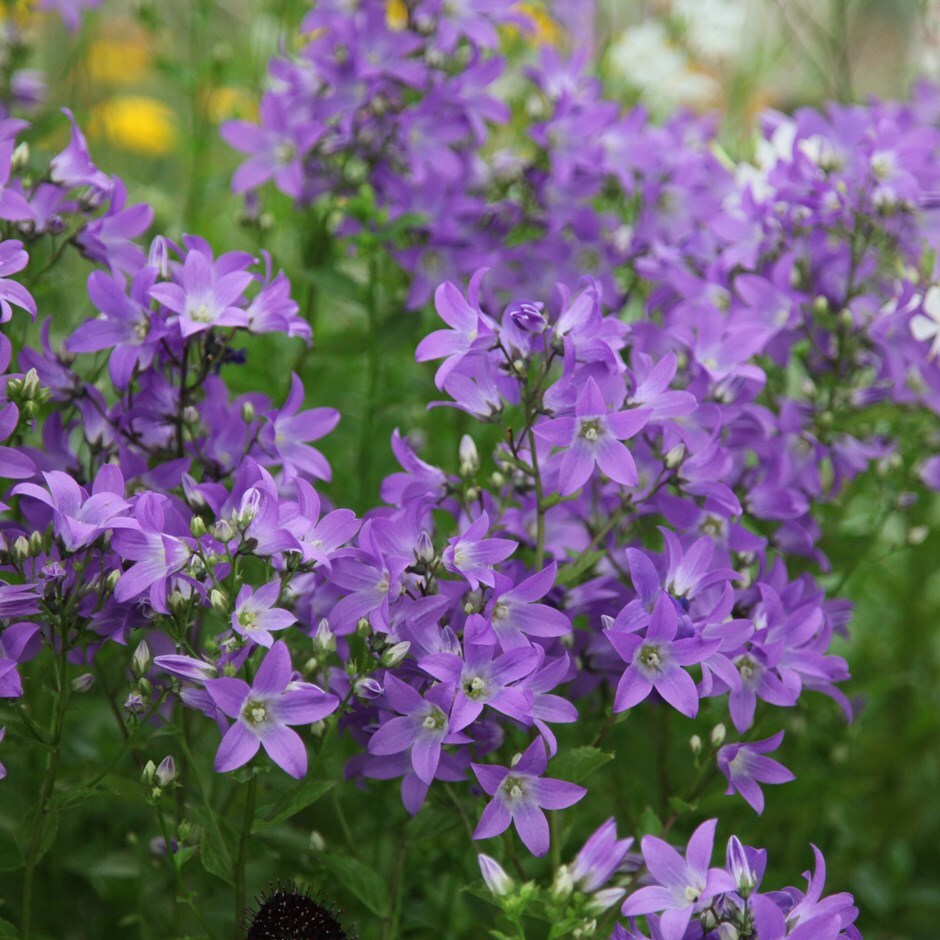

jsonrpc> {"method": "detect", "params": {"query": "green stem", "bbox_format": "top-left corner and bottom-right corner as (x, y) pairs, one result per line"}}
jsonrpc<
(233, 774), (258, 938)
(21, 637), (71, 940)
(527, 426), (546, 570)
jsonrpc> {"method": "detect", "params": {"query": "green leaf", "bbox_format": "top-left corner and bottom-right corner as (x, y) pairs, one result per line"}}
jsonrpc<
(549, 746), (613, 784)
(14, 808), (58, 867)
(637, 805), (663, 838)
(667, 796), (698, 816)
(317, 852), (390, 917)
(555, 551), (604, 587)
(0, 916), (18, 939)
(254, 778), (335, 830)
(199, 828), (233, 885)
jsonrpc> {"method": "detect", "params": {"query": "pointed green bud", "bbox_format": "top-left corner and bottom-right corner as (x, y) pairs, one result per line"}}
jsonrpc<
(710, 723), (726, 747)
(380, 641), (410, 669)
(71, 673), (95, 693)
(189, 516), (207, 538)
(210, 589), (228, 614)
(141, 760), (156, 786)
(131, 640), (151, 678)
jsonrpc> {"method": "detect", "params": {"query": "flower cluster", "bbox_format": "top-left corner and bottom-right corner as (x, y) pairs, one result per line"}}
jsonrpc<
(8, 5), (940, 934)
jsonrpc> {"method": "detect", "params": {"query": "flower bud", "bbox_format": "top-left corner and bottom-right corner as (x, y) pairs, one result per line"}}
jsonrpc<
(489, 471), (505, 488)
(710, 723), (726, 748)
(189, 515), (207, 538)
(168, 590), (187, 614)
(572, 920), (597, 938)
(908, 525), (929, 546)
(309, 830), (326, 852)
(22, 369), (40, 400)
(155, 756), (177, 787)
(241, 401), (255, 423)
(551, 864), (574, 900)
(28, 531), (43, 556)
(106, 569), (121, 591)
(689, 734), (702, 755)
(12, 536), (29, 562)
(177, 820), (194, 842)
(356, 617), (372, 638)
(459, 434), (479, 476)
(664, 443), (685, 468)
(353, 677), (383, 700)
(131, 640), (152, 678)
(141, 760), (157, 786)
(148, 235), (170, 277)
(478, 854), (513, 898)
(313, 618), (335, 655)
(212, 519), (234, 542)
(210, 589), (228, 614)
(137, 677), (153, 696)
(309, 719), (327, 738)
(465, 485), (479, 501)
(11, 141), (29, 173)
(380, 641), (411, 669)
(415, 531), (435, 565)
(71, 673), (95, 693)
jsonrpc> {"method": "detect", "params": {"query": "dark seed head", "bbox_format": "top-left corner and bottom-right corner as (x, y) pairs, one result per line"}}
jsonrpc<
(245, 883), (349, 939)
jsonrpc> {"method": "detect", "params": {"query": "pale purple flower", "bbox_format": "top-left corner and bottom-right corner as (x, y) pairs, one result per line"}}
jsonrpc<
(570, 817), (633, 893)
(415, 269), (495, 389)
(621, 818), (736, 940)
(368, 674), (468, 785)
(441, 510), (516, 590)
(13, 466), (129, 552)
(717, 731), (795, 814)
(0, 239), (36, 325)
(471, 738), (586, 857)
(205, 641), (338, 778)
(419, 642), (537, 731)
(535, 377), (650, 496)
(231, 581), (296, 648)
(479, 563), (571, 651)
(49, 109), (111, 194)
(477, 853), (513, 897)
(259, 373), (339, 482)
(605, 594), (716, 718)
(149, 245), (253, 338)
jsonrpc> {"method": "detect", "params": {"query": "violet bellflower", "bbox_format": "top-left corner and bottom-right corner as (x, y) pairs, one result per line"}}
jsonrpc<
(605, 593), (717, 718)
(205, 641), (338, 779)
(441, 510), (516, 590)
(534, 377), (651, 496)
(367, 673), (469, 785)
(621, 818), (736, 940)
(471, 738), (586, 857)
(717, 730), (795, 814)
(231, 580), (297, 648)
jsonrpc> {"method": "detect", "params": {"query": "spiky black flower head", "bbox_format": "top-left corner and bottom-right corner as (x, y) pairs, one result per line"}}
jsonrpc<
(244, 882), (349, 939)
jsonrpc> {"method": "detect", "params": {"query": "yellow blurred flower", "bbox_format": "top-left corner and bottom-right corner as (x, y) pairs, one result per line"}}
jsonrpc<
(386, 0), (408, 32)
(204, 85), (258, 124)
(86, 36), (151, 85)
(509, 3), (562, 47)
(88, 96), (178, 156)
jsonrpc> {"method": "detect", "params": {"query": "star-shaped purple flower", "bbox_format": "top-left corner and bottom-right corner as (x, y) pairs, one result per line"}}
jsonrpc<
(717, 731), (795, 814)
(471, 738), (586, 857)
(621, 818), (736, 940)
(205, 641), (338, 778)
(534, 377), (650, 496)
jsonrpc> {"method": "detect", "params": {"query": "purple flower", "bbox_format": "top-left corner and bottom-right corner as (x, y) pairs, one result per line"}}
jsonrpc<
(259, 373), (339, 482)
(479, 563), (571, 651)
(621, 818), (736, 940)
(111, 493), (192, 612)
(717, 731), (795, 814)
(441, 510), (516, 590)
(605, 594), (716, 718)
(49, 109), (111, 195)
(231, 581), (296, 648)
(149, 244), (253, 338)
(13, 466), (129, 552)
(415, 270), (495, 389)
(419, 642), (537, 731)
(535, 378), (650, 496)
(205, 641), (338, 778)
(471, 738), (586, 857)
(368, 674), (468, 785)
(0, 239), (36, 325)
(569, 817), (633, 893)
